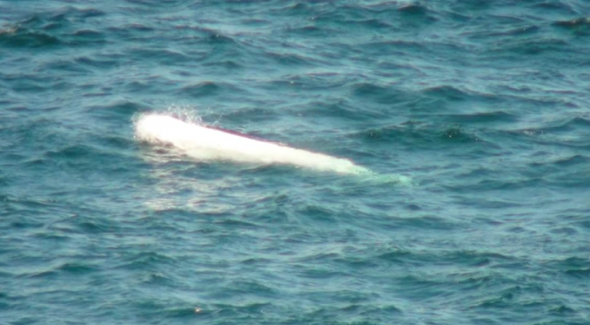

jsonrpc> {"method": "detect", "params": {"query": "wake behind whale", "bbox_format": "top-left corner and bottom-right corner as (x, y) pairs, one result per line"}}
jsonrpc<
(135, 114), (371, 175)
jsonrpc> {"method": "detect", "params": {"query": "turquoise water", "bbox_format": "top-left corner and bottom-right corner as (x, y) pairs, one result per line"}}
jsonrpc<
(1, 1), (589, 324)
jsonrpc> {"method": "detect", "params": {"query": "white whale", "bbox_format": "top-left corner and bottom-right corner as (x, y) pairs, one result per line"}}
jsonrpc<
(135, 114), (371, 175)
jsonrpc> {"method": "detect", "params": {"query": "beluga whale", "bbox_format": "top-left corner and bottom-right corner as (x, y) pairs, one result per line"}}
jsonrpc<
(135, 113), (371, 175)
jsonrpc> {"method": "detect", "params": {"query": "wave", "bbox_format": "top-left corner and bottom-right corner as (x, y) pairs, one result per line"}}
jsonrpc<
(504, 116), (590, 149)
(554, 17), (590, 35)
(0, 27), (61, 48)
(350, 82), (410, 105)
(353, 123), (482, 149)
(0, 8), (107, 49)
(437, 111), (516, 124)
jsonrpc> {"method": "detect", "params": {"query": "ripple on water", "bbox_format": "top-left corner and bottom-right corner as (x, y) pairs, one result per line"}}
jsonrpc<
(554, 17), (590, 35)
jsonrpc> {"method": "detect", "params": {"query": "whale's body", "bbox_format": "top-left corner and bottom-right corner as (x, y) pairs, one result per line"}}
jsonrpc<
(135, 114), (370, 175)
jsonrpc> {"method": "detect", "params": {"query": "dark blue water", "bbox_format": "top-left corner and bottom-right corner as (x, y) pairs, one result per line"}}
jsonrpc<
(1, 1), (589, 324)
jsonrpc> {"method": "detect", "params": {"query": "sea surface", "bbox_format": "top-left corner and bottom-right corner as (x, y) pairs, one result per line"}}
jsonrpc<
(1, 1), (590, 324)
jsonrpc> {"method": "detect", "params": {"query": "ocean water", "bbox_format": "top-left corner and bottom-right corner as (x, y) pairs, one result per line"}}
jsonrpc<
(1, 1), (589, 324)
